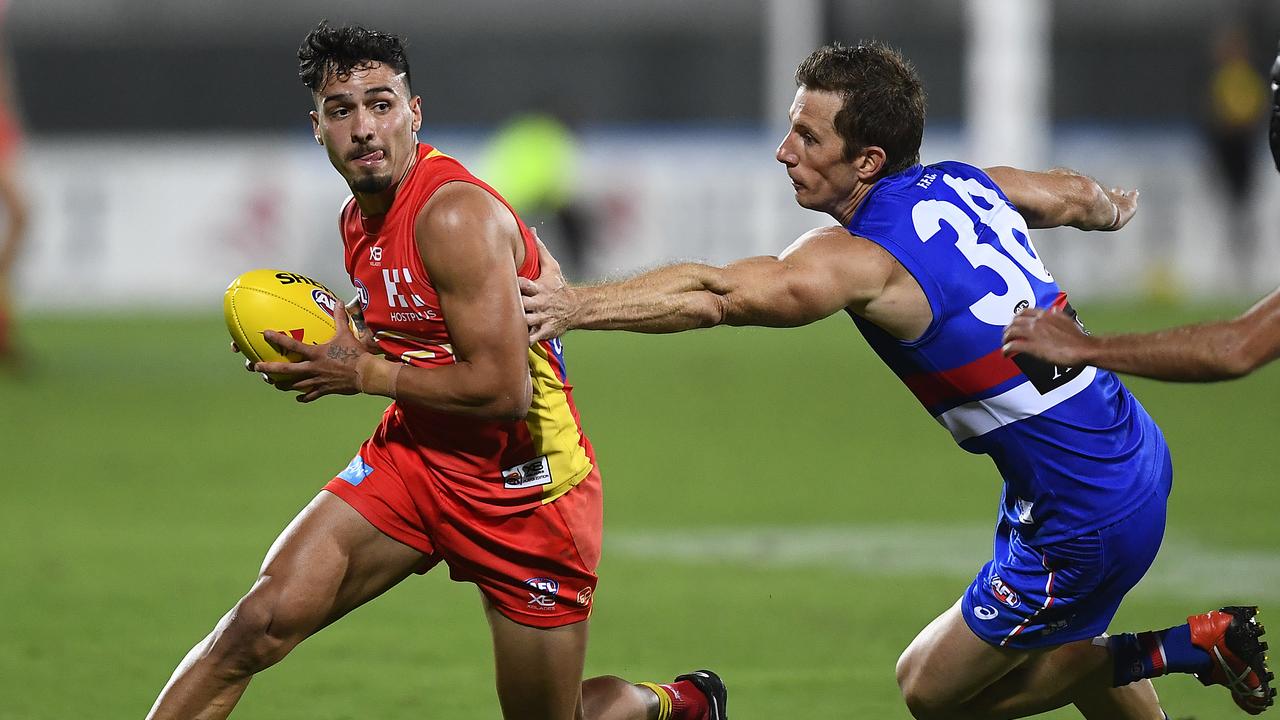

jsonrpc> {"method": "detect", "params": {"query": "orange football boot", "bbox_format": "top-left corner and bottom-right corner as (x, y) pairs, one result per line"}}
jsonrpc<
(1189, 606), (1275, 714)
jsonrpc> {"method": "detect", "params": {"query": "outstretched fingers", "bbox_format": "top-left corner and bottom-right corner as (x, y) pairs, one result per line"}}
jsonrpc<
(1106, 188), (1140, 231)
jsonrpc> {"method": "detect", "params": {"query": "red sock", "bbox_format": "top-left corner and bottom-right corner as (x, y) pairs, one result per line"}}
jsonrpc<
(656, 679), (708, 720)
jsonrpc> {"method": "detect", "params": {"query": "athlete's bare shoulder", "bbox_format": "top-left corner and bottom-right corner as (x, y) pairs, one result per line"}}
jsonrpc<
(780, 225), (930, 340)
(417, 181), (505, 231)
(414, 180), (524, 264)
(780, 225), (900, 292)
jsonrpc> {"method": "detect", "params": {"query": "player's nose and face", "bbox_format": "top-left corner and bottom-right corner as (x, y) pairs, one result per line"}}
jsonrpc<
(775, 87), (861, 213)
(311, 62), (423, 194)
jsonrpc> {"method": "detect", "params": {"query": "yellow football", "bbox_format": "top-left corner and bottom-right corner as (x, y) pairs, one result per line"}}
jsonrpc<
(223, 269), (340, 378)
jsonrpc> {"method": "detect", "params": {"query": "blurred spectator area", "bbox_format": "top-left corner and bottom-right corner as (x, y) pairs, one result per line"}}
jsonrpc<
(7, 0), (1280, 310)
(10, 0), (1280, 131)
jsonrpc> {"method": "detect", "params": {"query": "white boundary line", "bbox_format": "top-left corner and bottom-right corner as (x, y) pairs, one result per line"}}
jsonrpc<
(607, 525), (1280, 601)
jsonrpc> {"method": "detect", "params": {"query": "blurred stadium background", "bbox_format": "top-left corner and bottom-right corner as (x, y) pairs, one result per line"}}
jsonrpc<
(3, 1), (1279, 718)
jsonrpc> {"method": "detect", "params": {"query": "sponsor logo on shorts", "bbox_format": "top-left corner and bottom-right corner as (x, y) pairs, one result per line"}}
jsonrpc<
(525, 577), (559, 610)
(503, 456), (553, 490)
(337, 455), (374, 486)
(989, 574), (1021, 608)
(576, 586), (594, 607)
(973, 605), (999, 621)
(311, 289), (337, 317)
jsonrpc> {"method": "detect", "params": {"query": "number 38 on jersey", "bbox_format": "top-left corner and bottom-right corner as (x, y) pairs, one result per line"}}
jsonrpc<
(911, 173), (1052, 327)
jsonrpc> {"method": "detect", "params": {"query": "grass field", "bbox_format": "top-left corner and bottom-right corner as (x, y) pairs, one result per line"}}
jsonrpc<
(2, 302), (1278, 719)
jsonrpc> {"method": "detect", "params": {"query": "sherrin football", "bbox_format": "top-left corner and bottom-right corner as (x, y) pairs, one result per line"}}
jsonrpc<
(224, 269), (340, 376)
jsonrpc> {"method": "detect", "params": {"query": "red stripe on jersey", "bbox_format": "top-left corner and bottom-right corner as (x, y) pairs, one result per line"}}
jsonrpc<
(902, 347), (1024, 409)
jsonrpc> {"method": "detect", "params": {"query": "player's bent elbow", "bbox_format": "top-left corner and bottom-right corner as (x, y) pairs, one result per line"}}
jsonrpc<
(488, 397), (531, 422)
(500, 381), (534, 421)
(475, 378), (533, 421)
(689, 293), (729, 329)
(1214, 321), (1265, 380)
(1216, 344), (1261, 380)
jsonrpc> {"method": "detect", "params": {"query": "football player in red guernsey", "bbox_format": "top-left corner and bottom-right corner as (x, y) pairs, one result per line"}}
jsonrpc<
(146, 22), (725, 720)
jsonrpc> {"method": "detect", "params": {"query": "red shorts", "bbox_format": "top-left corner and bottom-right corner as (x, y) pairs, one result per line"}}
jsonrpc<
(324, 422), (602, 629)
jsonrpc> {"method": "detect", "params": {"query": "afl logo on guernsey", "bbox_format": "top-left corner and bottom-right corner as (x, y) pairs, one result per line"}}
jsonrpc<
(353, 279), (370, 310)
(311, 289), (337, 317)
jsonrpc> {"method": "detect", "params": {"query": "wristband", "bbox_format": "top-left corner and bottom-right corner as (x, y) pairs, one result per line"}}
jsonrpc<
(355, 354), (403, 398)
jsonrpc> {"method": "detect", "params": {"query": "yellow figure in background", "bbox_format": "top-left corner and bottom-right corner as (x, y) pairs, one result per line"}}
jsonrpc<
(484, 113), (589, 279)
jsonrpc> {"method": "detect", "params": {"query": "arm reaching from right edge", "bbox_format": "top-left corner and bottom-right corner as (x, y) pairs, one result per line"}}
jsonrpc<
(984, 166), (1138, 232)
(999, 40), (1280, 383)
(1001, 289), (1280, 382)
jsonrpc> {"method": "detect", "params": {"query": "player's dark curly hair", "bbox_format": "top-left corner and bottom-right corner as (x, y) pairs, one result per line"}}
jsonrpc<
(795, 41), (926, 175)
(298, 21), (411, 93)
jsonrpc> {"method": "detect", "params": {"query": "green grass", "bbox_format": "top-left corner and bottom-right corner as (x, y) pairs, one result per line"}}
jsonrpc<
(2, 301), (1277, 719)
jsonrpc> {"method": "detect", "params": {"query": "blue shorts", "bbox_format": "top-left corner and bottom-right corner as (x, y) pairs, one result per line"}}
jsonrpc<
(961, 458), (1173, 650)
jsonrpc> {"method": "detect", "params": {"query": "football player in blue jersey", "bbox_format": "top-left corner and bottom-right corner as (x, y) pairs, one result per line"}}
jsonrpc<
(522, 42), (1273, 718)
(1002, 42), (1280, 384)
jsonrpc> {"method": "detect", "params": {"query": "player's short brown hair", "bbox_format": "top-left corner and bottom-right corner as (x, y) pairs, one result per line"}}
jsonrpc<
(795, 41), (926, 175)
(298, 21), (411, 93)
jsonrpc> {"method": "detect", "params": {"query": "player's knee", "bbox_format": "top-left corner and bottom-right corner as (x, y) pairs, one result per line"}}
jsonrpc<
(207, 585), (316, 676)
(896, 650), (959, 720)
(899, 687), (961, 720)
(894, 644), (923, 698)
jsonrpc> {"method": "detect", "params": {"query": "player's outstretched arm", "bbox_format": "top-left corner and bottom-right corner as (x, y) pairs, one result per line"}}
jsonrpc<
(985, 166), (1137, 232)
(1002, 288), (1280, 381)
(1001, 44), (1280, 383)
(521, 226), (890, 342)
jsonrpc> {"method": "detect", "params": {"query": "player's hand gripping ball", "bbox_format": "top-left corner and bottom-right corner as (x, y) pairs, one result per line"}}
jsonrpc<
(224, 269), (340, 380)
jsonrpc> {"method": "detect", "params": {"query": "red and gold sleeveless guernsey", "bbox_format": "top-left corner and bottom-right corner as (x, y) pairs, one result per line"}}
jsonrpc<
(340, 143), (596, 515)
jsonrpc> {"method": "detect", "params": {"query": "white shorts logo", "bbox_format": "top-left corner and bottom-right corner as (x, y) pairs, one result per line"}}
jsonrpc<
(973, 605), (999, 621)
(503, 455), (553, 490)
